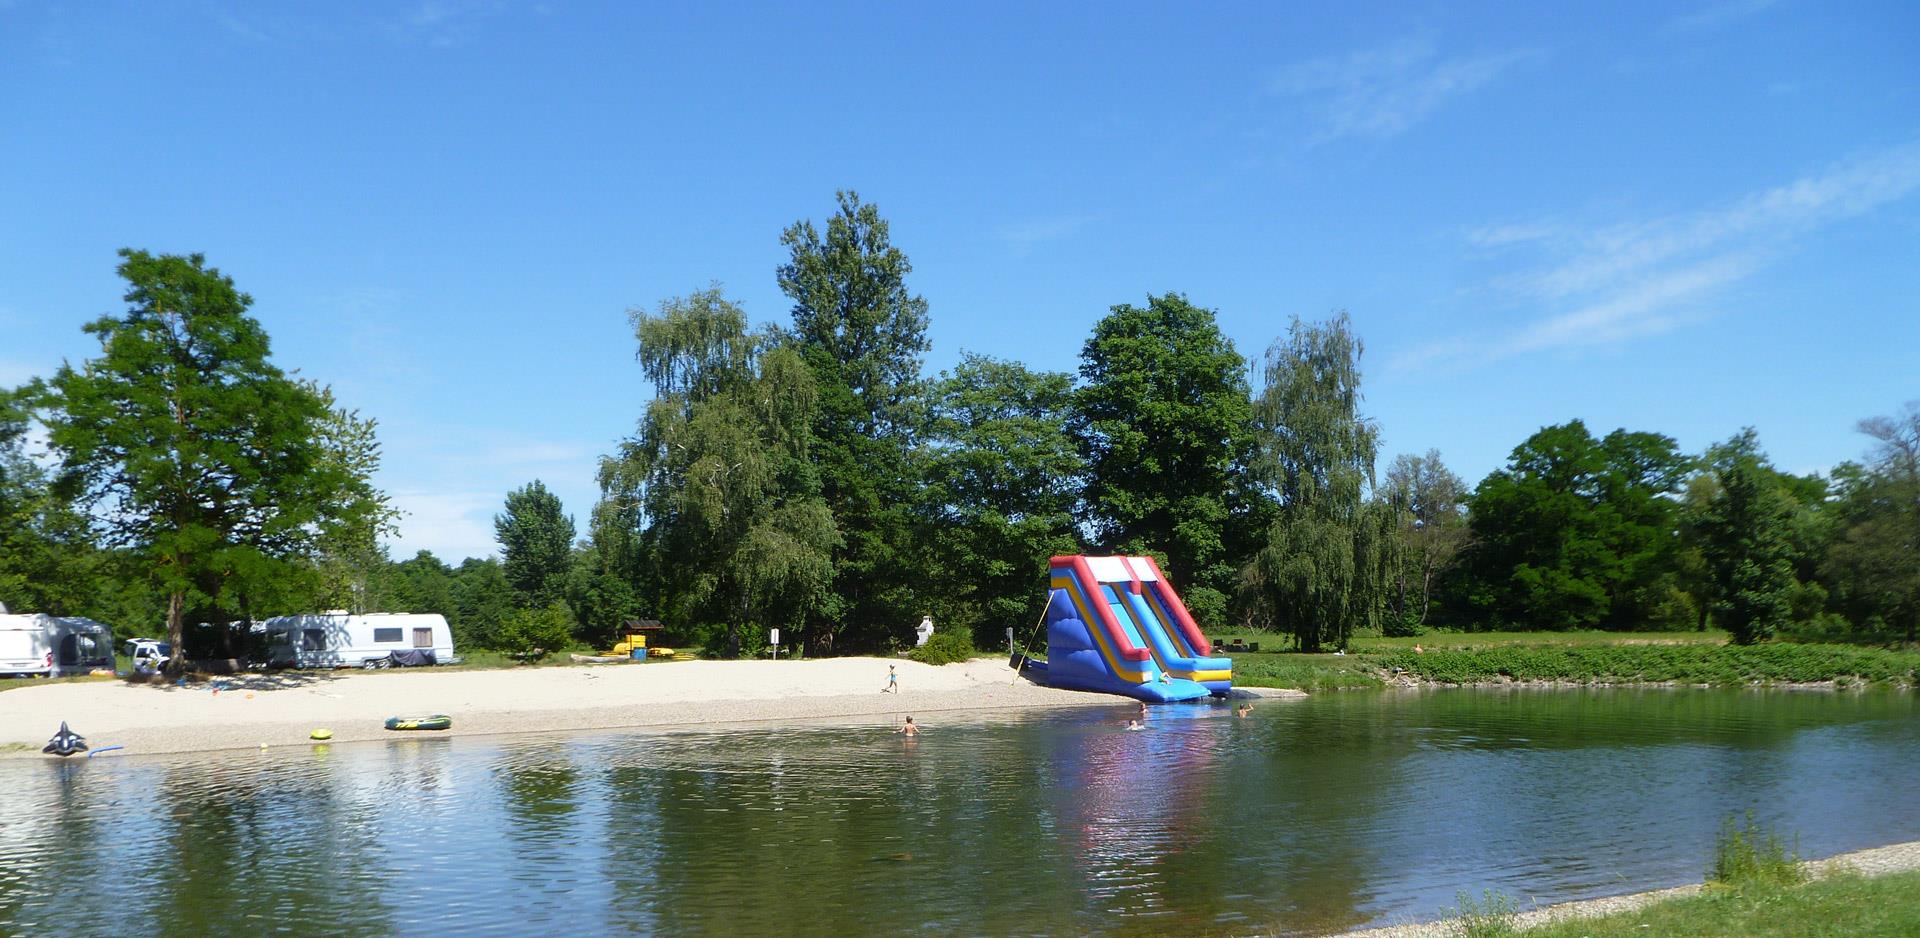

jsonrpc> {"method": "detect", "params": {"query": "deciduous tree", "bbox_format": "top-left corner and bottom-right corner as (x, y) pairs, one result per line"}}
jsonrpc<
(1074, 293), (1261, 624)
(1240, 313), (1394, 651)
(495, 480), (575, 609)
(46, 250), (379, 669)
(918, 354), (1084, 644)
(777, 192), (929, 649)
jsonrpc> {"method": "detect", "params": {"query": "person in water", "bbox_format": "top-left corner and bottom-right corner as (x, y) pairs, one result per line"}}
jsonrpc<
(1125, 719), (1145, 731)
(1237, 703), (1254, 718)
(1138, 700), (1149, 721)
(896, 716), (918, 736)
(882, 664), (898, 694)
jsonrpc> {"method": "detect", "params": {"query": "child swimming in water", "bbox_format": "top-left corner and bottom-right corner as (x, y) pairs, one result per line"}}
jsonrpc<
(896, 716), (918, 736)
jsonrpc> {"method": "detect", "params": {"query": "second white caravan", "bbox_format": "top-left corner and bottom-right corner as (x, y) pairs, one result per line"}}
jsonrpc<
(262, 612), (457, 669)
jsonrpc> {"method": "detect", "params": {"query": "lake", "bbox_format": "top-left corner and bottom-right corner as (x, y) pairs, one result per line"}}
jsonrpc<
(2, 688), (1916, 936)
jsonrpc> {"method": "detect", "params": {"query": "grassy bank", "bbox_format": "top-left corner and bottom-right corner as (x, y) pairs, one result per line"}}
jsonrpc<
(1371, 642), (1918, 687)
(1440, 870), (1920, 938)
(1207, 628), (1918, 690)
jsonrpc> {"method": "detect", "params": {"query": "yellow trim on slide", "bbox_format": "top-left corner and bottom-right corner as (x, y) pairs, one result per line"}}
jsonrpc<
(1050, 575), (1150, 684)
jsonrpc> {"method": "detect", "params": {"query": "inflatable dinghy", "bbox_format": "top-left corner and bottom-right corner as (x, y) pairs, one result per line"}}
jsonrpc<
(384, 715), (453, 731)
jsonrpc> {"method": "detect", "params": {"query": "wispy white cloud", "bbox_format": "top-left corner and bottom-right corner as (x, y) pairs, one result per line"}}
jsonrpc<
(384, 490), (500, 563)
(1463, 221), (1562, 249)
(387, 0), (512, 48)
(1270, 37), (1538, 143)
(1398, 139), (1920, 371)
(996, 214), (1097, 250)
(1664, 0), (1781, 36)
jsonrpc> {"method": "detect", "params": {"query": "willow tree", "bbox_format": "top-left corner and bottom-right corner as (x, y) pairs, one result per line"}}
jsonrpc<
(598, 286), (839, 656)
(1242, 312), (1395, 652)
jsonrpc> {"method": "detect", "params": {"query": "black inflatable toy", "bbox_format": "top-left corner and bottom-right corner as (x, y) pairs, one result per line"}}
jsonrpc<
(44, 722), (88, 757)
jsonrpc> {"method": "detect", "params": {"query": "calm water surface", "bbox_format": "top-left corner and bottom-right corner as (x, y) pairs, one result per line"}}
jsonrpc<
(2, 688), (1916, 937)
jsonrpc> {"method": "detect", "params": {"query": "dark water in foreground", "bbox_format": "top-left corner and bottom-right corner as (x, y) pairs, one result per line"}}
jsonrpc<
(2, 688), (1916, 937)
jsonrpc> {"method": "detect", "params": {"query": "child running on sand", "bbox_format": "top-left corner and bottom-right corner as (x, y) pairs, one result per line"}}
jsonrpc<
(882, 665), (897, 694)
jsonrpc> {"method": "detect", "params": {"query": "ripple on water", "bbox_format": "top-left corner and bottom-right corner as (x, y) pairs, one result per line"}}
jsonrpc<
(1, 690), (1917, 936)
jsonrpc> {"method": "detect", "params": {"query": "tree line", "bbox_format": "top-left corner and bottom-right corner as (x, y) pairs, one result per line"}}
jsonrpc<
(3, 198), (1916, 666)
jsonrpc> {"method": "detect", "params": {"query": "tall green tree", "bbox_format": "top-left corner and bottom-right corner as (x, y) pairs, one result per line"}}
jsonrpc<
(1382, 449), (1469, 628)
(1453, 421), (1690, 630)
(600, 286), (839, 656)
(1240, 313), (1395, 652)
(1073, 293), (1261, 624)
(45, 250), (378, 668)
(0, 382), (103, 615)
(451, 556), (516, 650)
(495, 479), (575, 609)
(918, 354), (1085, 645)
(1824, 402), (1920, 642)
(1694, 430), (1799, 644)
(777, 191), (929, 649)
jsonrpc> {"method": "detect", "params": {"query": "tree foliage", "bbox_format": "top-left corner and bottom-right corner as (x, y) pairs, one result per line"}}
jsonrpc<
(1240, 313), (1394, 652)
(1694, 430), (1800, 644)
(777, 192), (929, 649)
(600, 286), (839, 656)
(495, 479), (575, 609)
(917, 354), (1084, 645)
(44, 250), (380, 667)
(1383, 449), (1469, 629)
(1452, 420), (1691, 630)
(1074, 293), (1260, 624)
(1824, 402), (1920, 643)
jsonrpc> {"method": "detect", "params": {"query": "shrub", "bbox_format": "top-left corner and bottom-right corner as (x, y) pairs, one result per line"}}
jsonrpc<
(908, 629), (975, 666)
(498, 602), (575, 661)
(1446, 890), (1519, 938)
(1711, 812), (1803, 889)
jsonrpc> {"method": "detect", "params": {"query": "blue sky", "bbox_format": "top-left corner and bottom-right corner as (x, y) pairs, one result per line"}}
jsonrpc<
(3, 1), (1916, 562)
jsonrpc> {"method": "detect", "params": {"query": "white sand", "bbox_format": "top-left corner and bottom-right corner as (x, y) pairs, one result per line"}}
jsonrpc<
(2, 657), (1297, 757)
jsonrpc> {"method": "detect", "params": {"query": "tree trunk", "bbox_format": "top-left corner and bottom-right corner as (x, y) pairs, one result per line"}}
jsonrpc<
(165, 589), (187, 676)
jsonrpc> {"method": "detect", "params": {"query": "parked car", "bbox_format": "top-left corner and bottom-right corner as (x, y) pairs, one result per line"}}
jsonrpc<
(124, 638), (173, 672)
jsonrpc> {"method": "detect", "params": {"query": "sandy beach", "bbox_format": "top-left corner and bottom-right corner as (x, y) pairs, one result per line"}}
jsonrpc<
(1, 657), (1302, 758)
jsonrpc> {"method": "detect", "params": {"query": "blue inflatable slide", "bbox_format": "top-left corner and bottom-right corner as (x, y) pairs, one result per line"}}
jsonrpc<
(1026, 554), (1233, 702)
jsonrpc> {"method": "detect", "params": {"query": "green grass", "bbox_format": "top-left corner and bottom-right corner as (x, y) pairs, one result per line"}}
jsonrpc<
(1518, 869), (1920, 937)
(0, 673), (119, 694)
(1227, 652), (1384, 691)
(1354, 629), (1731, 650)
(1712, 813), (1803, 888)
(1371, 643), (1919, 687)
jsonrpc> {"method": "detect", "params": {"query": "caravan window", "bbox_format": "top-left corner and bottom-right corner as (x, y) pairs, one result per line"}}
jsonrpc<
(374, 627), (402, 643)
(301, 629), (326, 651)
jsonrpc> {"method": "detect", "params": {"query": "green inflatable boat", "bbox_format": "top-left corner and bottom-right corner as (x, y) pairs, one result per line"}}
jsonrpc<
(384, 714), (453, 731)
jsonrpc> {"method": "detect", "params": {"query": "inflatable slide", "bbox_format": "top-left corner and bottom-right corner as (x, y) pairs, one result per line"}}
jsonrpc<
(1031, 554), (1233, 702)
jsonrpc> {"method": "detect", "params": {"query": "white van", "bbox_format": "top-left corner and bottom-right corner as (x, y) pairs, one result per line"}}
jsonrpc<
(262, 612), (457, 669)
(0, 613), (117, 677)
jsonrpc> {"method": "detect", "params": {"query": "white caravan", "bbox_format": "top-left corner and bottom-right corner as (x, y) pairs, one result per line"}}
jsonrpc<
(262, 612), (457, 669)
(0, 613), (117, 677)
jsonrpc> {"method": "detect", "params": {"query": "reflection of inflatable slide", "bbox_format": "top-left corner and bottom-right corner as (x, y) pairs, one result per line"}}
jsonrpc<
(1030, 555), (1232, 702)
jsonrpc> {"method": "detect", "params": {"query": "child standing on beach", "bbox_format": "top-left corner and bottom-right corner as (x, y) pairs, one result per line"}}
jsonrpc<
(882, 664), (898, 693)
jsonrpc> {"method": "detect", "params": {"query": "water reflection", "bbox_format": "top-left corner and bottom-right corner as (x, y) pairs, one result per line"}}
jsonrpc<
(0, 689), (1914, 937)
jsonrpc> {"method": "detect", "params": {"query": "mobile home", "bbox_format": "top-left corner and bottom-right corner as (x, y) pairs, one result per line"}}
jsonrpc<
(0, 613), (117, 678)
(262, 612), (457, 668)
